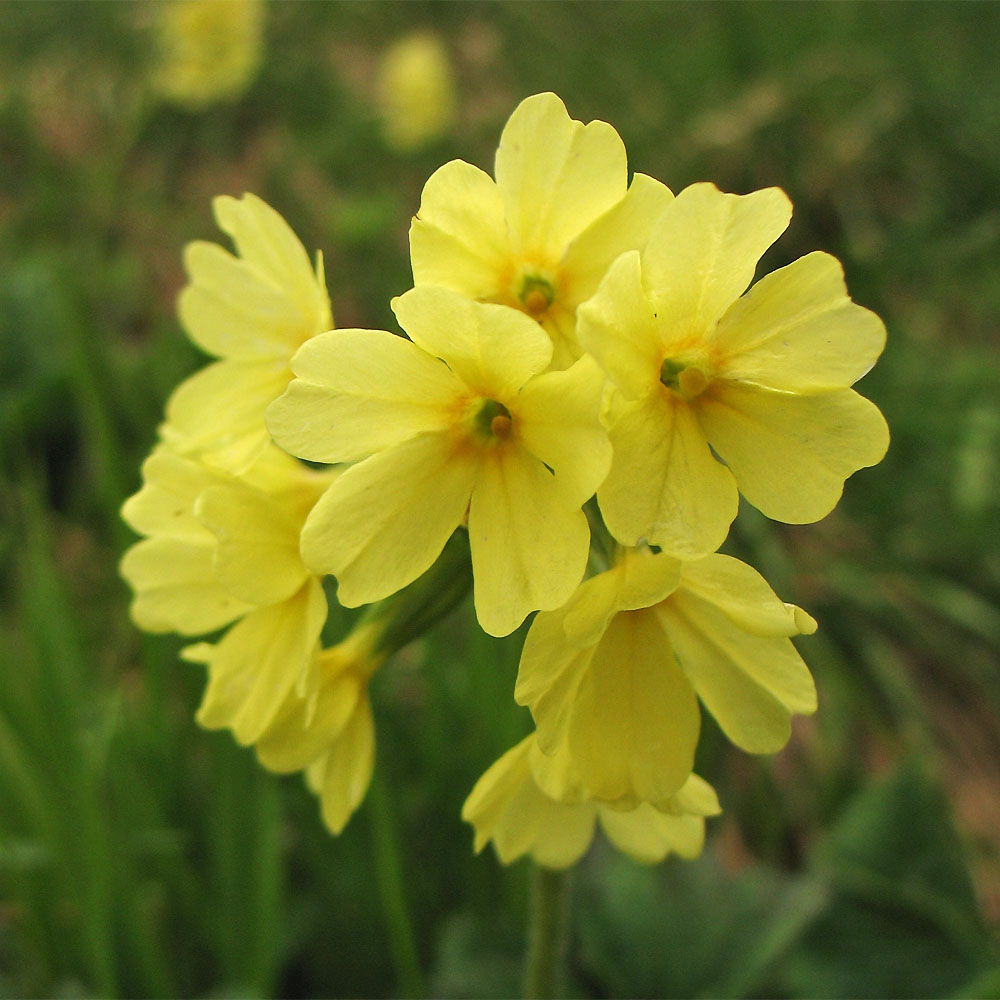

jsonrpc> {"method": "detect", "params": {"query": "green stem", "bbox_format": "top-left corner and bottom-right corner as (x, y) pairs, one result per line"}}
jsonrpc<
(524, 864), (572, 1000)
(368, 766), (425, 998)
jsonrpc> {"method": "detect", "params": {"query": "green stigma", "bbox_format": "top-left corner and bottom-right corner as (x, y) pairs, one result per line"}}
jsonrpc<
(475, 398), (513, 440)
(660, 357), (710, 400)
(519, 275), (555, 315)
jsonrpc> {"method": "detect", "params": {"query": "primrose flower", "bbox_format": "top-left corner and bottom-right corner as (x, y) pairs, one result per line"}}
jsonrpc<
(161, 192), (332, 472)
(121, 444), (333, 744)
(240, 625), (382, 834)
(462, 734), (720, 869)
(578, 182), (890, 557)
(514, 548), (818, 808)
(409, 92), (674, 369)
(266, 285), (611, 637)
(152, 0), (265, 109)
(375, 32), (456, 152)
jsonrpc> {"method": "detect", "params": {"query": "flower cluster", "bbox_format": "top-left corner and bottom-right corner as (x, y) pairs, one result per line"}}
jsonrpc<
(121, 93), (888, 865)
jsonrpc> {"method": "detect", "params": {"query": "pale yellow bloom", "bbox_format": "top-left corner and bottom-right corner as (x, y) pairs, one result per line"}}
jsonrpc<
(153, 0), (265, 109)
(162, 192), (332, 472)
(578, 182), (889, 556)
(121, 444), (334, 744)
(515, 548), (818, 808)
(409, 92), (674, 368)
(462, 734), (720, 869)
(375, 32), (456, 152)
(253, 627), (382, 834)
(266, 286), (611, 637)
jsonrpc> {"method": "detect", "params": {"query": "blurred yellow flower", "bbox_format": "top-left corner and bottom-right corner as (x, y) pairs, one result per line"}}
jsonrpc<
(375, 32), (456, 152)
(121, 444), (334, 745)
(162, 192), (333, 472)
(578, 182), (890, 556)
(462, 734), (720, 869)
(266, 285), (611, 637)
(410, 92), (674, 368)
(153, 0), (265, 109)
(515, 548), (818, 808)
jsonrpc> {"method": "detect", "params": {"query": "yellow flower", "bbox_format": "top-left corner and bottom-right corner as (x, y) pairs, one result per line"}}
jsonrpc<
(121, 444), (333, 744)
(375, 32), (456, 152)
(251, 626), (382, 834)
(152, 0), (265, 109)
(462, 734), (720, 870)
(515, 548), (818, 808)
(162, 192), (333, 472)
(266, 285), (612, 637)
(578, 182), (890, 557)
(409, 92), (674, 369)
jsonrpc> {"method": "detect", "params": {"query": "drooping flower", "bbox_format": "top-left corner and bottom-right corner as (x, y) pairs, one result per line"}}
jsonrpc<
(409, 92), (674, 369)
(266, 285), (612, 637)
(375, 32), (456, 152)
(237, 625), (382, 834)
(462, 734), (720, 869)
(161, 192), (333, 472)
(120, 444), (333, 744)
(578, 181), (890, 557)
(514, 547), (818, 808)
(152, 0), (265, 109)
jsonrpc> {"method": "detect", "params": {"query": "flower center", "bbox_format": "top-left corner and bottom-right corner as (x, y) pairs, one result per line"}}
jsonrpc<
(660, 356), (711, 400)
(474, 398), (513, 440)
(518, 274), (556, 316)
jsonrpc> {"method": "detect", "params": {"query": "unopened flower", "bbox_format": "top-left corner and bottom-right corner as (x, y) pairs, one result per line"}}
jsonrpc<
(579, 182), (889, 556)
(266, 285), (611, 636)
(462, 734), (720, 869)
(515, 547), (818, 808)
(162, 193), (332, 472)
(410, 92), (674, 369)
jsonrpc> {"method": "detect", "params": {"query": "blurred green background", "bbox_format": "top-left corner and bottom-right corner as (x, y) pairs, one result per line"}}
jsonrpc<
(2, 2), (999, 997)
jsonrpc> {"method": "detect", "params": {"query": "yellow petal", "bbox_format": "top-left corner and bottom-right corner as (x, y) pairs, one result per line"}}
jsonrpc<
(569, 609), (700, 806)
(309, 692), (375, 835)
(712, 252), (887, 391)
(255, 670), (361, 773)
(515, 605), (593, 755)
(513, 354), (612, 508)
(469, 444), (590, 636)
(696, 382), (890, 523)
(599, 803), (705, 863)
(576, 250), (663, 400)
(461, 736), (596, 868)
(392, 287), (552, 398)
(663, 772), (723, 818)
(409, 159), (510, 299)
(266, 328), (465, 464)
(657, 593), (816, 754)
(598, 392), (738, 556)
(462, 736), (536, 853)
(162, 358), (291, 473)
(561, 548), (682, 647)
(642, 183), (792, 337)
(494, 92), (627, 259)
(213, 193), (331, 331)
(678, 554), (815, 638)
(195, 577), (327, 744)
(562, 172), (675, 308)
(120, 536), (253, 634)
(121, 447), (227, 542)
(179, 242), (319, 360)
(195, 483), (307, 606)
(301, 431), (479, 605)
